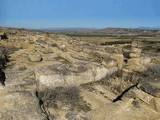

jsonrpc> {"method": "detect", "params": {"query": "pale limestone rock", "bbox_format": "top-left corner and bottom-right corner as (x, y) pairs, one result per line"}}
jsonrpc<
(128, 57), (151, 66)
(131, 40), (143, 48)
(129, 52), (141, 58)
(129, 47), (142, 58)
(29, 52), (42, 62)
(129, 87), (160, 111)
(140, 57), (151, 65)
(102, 58), (117, 68)
(130, 47), (142, 53)
(36, 64), (118, 91)
(57, 43), (67, 51)
(111, 54), (124, 69)
(129, 40), (143, 58)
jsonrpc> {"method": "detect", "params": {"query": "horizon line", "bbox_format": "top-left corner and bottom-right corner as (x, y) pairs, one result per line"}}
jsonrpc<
(1, 26), (160, 31)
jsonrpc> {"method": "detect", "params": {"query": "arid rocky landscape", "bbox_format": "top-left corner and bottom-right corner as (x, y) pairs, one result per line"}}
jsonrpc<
(0, 27), (160, 120)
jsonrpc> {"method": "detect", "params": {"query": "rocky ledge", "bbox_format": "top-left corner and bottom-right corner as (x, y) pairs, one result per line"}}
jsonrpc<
(0, 28), (160, 120)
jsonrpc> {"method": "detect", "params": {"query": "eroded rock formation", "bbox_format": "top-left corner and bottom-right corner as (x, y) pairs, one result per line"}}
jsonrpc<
(0, 28), (159, 120)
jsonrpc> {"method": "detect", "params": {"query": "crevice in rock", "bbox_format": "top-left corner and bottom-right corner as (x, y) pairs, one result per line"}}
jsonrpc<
(35, 91), (50, 120)
(0, 47), (8, 86)
(0, 69), (6, 86)
(113, 83), (138, 102)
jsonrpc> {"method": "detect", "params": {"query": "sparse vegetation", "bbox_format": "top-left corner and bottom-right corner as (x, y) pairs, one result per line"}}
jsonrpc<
(39, 86), (91, 112)
(65, 34), (117, 37)
(116, 35), (138, 39)
(142, 45), (153, 51)
(7, 46), (20, 55)
(101, 40), (132, 45)
(137, 34), (156, 37)
(65, 33), (157, 39)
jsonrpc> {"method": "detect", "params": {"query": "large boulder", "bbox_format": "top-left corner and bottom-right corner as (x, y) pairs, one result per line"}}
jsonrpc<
(128, 57), (151, 65)
(129, 47), (142, 58)
(126, 57), (152, 72)
(35, 64), (118, 91)
(129, 40), (143, 58)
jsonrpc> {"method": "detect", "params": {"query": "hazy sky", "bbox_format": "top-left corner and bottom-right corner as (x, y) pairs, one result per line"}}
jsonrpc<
(0, 0), (160, 28)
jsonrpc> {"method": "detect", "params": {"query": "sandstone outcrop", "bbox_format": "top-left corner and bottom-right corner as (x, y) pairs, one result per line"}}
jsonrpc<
(0, 28), (159, 120)
(129, 40), (142, 58)
(29, 52), (42, 62)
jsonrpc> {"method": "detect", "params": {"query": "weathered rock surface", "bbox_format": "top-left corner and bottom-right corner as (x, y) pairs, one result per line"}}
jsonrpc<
(36, 64), (117, 91)
(0, 28), (159, 120)
(129, 40), (142, 58)
(29, 52), (42, 62)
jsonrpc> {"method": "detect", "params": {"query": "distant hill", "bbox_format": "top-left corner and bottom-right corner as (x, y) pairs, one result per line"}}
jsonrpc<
(1, 26), (160, 35)
(50, 27), (160, 35)
(137, 27), (160, 30)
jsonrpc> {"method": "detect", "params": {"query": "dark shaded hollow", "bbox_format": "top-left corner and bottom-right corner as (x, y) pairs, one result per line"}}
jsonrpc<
(0, 33), (8, 40)
(35, 91), (50, 120)
(0, 69), (6, 86)
(113, 83), (138, 102)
